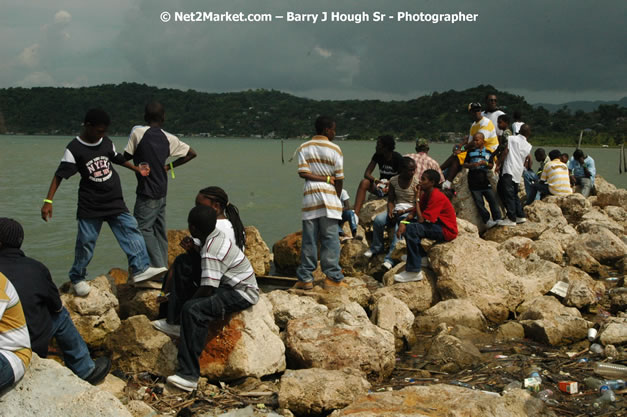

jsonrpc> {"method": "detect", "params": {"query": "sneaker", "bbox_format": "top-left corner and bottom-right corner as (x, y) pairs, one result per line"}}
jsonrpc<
(421, 257), (430, 268)
(352, 212), (359, 227)
(73, 280), (91, 297)
(497, 219), (517, 227)
(129, 266), (168, 284)
(363, 249), (374, 258)
(442, 180), (452, 190)
(292, 281), (313, 290)
(485, 219), (497, 229)
(85, 357), (111, 385)
(394, 270), (424, 283)
(382, 261), (393, 270)
(151, 319), (181, 337)
(324, 278), (348, 288)
(166, 374), (198, 392)
(516, 217), (527, 224)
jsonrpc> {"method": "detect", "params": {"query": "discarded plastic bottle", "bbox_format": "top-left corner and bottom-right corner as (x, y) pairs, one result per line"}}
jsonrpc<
(503, 380), (522, 393)
(603, 379), (626, 391)
(584, 377), (605, 390)
(593, 389), (616, 408)
(589, 343), (604, 354)
(593, 362), (627, 379)
(588, 323), (600, 342)
(537, 389), (559, 406)
(449, 380), (473, 389)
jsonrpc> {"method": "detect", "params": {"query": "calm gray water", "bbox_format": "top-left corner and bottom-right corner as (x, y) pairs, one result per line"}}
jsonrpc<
(1, 135), (625, 285)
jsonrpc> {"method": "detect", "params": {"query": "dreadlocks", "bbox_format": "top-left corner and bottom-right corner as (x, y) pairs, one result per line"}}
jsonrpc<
(197, 186), (246, 249)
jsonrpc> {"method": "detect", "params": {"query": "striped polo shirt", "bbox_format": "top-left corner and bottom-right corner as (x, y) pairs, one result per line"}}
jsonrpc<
(541, 159), (572, 196)
(200, 229), (259, 305)
(0, 273), (31, 383)
(297, 135), (344, 220)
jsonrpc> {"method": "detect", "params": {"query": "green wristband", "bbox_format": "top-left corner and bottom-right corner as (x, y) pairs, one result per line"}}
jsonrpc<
(43, 199), (53, 204)
(400, 220), (411, 224)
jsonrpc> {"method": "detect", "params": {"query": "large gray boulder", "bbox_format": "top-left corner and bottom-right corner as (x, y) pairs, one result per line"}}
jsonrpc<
(278, 368), (370, 415)
(328, 385), (557, 417)
(266, 290), (328, 329)
(61, 275), (121, 348)
(559, 266), (605, 308)
(429, 235), (522, 323)
(0, 355), (132, 417)
(106, 315), (178, 376)
(566, 227), (627, 267)
(414, 299), (487, 333)
(285, 302), (395, 378)
(517, 296), (589, 345)
(576, 207), (624, 237)
(599, 317), (627, 346)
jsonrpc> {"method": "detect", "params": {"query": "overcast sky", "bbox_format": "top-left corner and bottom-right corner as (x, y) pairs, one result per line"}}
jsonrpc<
(1, 0), (625, 104)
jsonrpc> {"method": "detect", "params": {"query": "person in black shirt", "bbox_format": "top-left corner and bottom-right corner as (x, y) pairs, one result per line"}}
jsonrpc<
(41, 108), (167, 297)
(123, 102), (197, 269)
(353, 135), (403, 217)
(0, 218), (110, 384)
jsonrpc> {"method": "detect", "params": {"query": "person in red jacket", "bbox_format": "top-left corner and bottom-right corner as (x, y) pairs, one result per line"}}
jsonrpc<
(394, 169), (458, 282)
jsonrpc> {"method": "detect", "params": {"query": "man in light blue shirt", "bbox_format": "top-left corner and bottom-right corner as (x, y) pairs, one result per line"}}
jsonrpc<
(568, 149), (596, 197)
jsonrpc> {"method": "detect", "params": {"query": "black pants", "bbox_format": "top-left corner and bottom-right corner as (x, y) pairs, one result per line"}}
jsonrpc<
(176, 288), (251, 380)
(497, 174), (524, 221)
(470, 188), (502, 223)
(159, 252), (201, 325)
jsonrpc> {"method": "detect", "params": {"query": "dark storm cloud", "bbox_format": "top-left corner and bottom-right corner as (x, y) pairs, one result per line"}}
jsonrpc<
(114, 0), (626, 100)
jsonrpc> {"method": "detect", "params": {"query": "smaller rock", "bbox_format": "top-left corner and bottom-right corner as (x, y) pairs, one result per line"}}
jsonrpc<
(610, 287), (627, 314)
(500, 236), (535, 259)
(244, 226), (272, 276)
(98, 374), (128, 400)
(604, 344), (619, 359)
(414, 299), (487, 333)
(126, 400), (157, 417)
(532, 239), (564, 264)
(266, 290), (328, 329)
(272, 232), (301, 275)
(495, 322), (525, 341)
(167, 229), (189, 267)
(371, 295), (416, 351)
(599, 318), (627, 346)
(426, 332), (483, 372)
(278, 368), (370, 415)
(371, 276), (439, 315)
(358, 199), (387, 229)
(518, 296), (589, 346)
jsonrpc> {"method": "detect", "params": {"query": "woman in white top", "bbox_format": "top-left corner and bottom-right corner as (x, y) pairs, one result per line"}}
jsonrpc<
(195, 187), (246, 249)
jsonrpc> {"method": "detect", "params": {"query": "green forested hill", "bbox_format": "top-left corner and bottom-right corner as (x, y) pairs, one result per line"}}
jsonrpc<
(0, 83), (624, 145)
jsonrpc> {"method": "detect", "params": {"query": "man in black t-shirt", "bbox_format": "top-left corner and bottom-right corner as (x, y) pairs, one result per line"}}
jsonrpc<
(0, 218), (110, 384)
(41, 108), (167, 297)
(124, 102), (196, 269)
(353, 135), (403, 217)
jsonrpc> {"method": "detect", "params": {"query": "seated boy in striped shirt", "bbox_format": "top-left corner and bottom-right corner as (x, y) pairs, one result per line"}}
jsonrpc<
(165, 205), (259, 392)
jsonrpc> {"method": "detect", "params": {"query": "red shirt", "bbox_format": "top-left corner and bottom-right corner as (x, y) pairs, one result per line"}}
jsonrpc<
(420, 188), (458, 241)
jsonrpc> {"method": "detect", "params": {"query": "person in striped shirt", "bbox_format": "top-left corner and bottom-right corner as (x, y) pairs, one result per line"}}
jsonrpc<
(526, 149), (572, 201)
(166, 205), (258, 392)
(294, 116), (346, 290)
(0, 273), (31, 393)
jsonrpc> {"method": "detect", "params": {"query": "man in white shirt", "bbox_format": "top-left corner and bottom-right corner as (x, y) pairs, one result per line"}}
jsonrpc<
(497, 124), (533, 226)
(482, 93), (506, 136)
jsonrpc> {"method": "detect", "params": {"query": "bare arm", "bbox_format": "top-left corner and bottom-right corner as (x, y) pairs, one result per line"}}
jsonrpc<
(363, 160), (378, 183)
(386, 185), (396, 218)
(299, 172), (336, 184)
(335, 179), (343, 198)
(41, 175), (63, 222)
(166, 148), (197, 171)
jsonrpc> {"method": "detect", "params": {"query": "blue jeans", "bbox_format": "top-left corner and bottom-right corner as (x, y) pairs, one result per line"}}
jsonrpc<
(523, 170), (540, 204)
(525, 181), (550, 205)
(497, 174), (525, 221)
(575, 177), (593, 197)
(296, 217), (344, 283)
(371, 212), (409, 265)
(470, 188), (502, 223)
(134, 195), (168, 268)
(69, 212), (150, 284)
(403, 222), (445, 272)
(50, 307), (95, 379)
(339, 210), (357, 236)
(0, 354), (15, 393)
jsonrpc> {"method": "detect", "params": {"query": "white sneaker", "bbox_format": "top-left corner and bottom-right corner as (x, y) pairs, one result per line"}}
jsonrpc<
(421, 257), (430, 267)
(394, 270), (423, 283)
(151, 319), (181, 337)
(363, 249), (374, 258)
(129, 266), (168, 284)
(516, 217), (527, 224)
(442, 180), (452, 190)
(352, 211), (359, 226)
(485, 219), (497, 229)
(73, 280), (91, 297)
(166, 374), (198, 392)
(382, 261), (393, 270)
(497, 219), (517, 227)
